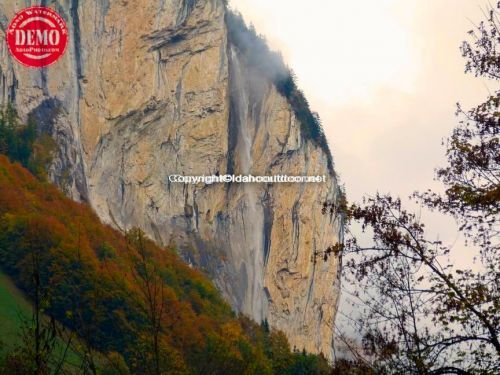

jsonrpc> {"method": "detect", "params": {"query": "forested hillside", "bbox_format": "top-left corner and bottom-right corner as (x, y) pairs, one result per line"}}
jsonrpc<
(0, 109), (331, 374)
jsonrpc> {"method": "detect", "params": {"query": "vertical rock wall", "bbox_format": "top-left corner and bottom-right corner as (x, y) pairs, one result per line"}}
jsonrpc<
(0, 0), (342, 359)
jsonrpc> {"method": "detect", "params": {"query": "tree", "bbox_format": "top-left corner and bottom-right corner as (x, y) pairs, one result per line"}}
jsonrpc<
(0, 219), (72, 375)
(320, 3), (499, 374)
(0, 106), (55, 180)
(126, 229), (178, 375)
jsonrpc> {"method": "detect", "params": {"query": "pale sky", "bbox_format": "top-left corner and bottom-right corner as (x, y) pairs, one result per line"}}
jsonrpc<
(229, 0), (496, 348)
(229, 0), (494, 261)
(230, 0), (491, 199)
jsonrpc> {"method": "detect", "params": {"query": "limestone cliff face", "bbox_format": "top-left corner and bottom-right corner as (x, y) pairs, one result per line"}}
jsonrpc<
(0, 0), (342, 359)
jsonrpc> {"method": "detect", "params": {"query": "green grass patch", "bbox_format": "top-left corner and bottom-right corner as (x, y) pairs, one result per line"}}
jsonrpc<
(0, 271), (84, 370)
(0, 271), (31, 351)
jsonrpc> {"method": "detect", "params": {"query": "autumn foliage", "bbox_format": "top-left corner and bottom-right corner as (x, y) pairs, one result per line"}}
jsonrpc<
(0, 155), (330, 374)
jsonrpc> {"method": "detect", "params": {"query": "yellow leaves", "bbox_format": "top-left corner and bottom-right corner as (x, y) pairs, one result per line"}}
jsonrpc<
(221, 321), (245, 344)
(0, 156), (326, 373)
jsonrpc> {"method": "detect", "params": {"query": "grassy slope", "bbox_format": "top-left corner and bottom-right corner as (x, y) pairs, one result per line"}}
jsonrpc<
(0, 271), (85, 369)
(0, 270), (31, 349)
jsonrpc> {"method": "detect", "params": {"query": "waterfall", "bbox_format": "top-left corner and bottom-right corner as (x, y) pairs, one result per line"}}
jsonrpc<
(229, 46), (266, 322)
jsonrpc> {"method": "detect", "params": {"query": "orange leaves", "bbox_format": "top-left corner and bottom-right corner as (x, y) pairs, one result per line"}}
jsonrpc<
(0, 156), (319, 373)
(0, 156), (235, 366)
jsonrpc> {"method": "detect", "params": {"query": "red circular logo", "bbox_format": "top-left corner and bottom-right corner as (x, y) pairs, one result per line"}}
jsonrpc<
(6, 6), (68, 68)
